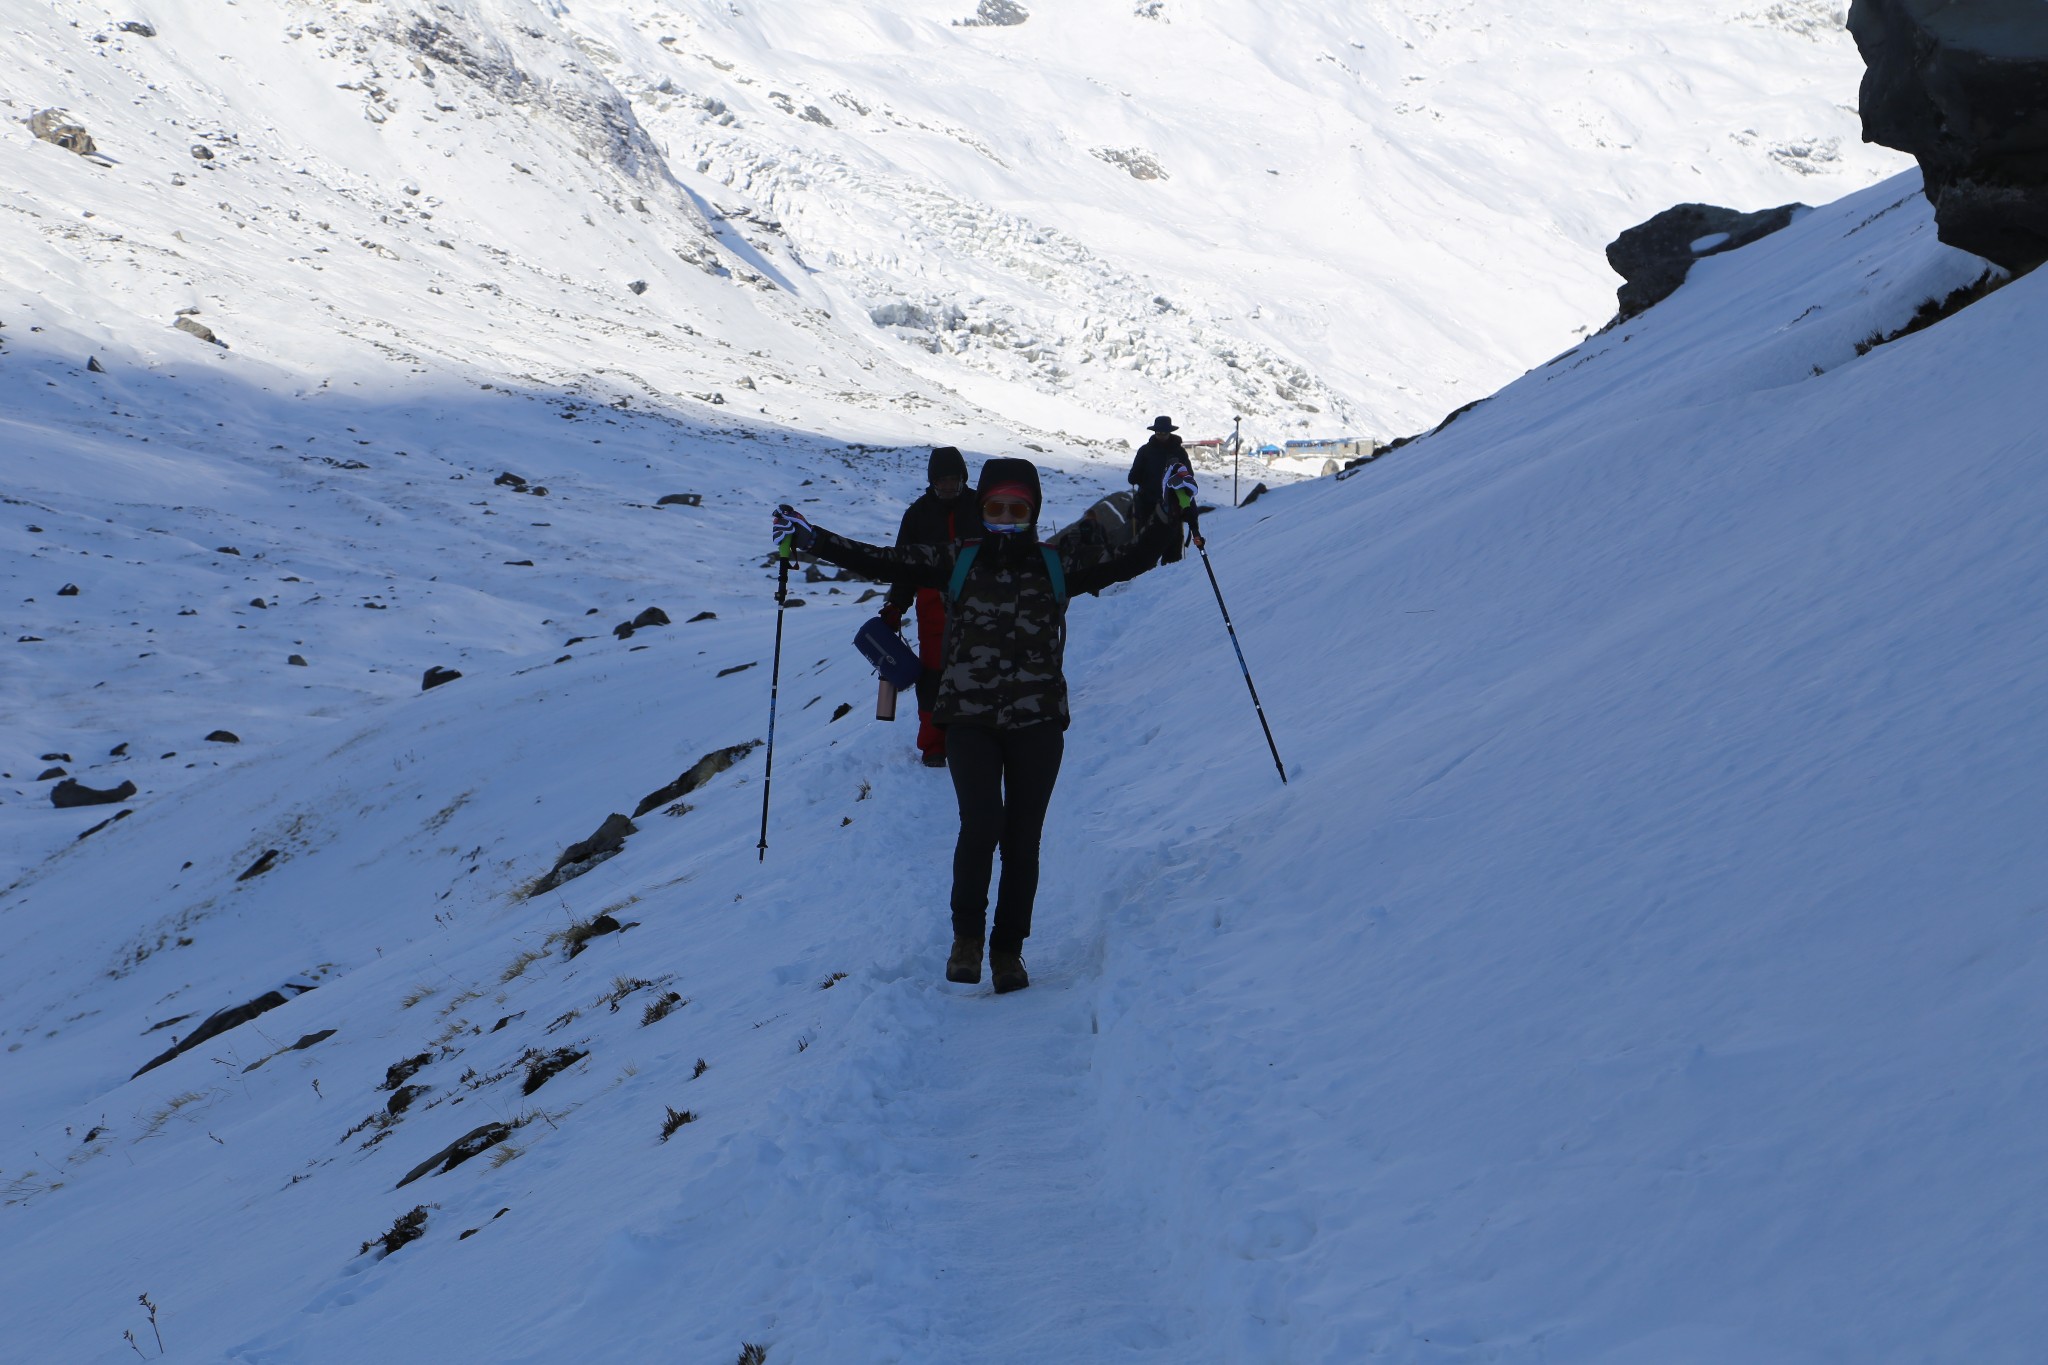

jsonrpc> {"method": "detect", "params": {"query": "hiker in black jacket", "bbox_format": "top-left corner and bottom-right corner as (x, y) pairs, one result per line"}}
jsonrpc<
(880, 446), (977, 768)
(773, 457), (1184, 994)
(1129, 415), (1196, 564)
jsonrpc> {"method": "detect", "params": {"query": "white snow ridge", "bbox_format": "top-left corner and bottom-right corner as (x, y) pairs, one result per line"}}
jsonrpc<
(4, 2), (2043, 1363)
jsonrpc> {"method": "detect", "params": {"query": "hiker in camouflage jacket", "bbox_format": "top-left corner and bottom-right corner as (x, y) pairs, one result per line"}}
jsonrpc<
(773, 457), (1188, 995)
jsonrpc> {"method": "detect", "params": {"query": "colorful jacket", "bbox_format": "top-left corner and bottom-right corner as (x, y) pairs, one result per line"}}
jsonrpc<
(810, 521), (1171, 730)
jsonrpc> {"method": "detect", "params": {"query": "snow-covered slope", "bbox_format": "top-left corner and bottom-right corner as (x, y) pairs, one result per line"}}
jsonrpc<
(7, 154), (2043, 1362)
(5, 0), (1902, 449)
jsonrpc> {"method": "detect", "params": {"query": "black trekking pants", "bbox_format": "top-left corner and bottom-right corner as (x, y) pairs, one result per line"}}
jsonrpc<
(945, 722), (1064, 951)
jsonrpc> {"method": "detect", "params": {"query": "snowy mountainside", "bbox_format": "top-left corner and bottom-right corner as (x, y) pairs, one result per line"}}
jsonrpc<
(4, 0), (1902, 448)
(569, 0), (1906, 437)
(6, 162), (2044, 1362)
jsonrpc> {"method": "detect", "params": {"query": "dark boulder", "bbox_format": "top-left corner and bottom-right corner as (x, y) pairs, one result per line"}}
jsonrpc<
(632, 741), (762, 817)
(205, 729), (240, 743)
(51, 777), (136, 808)
(1849, 0), (2048, 271)
(422, 665), (462, 691)
(396, 1121), (514, 1188)
(236, 848), (280, 881)
(554, 813), (636, 870)
(132, 986), (309, 1077)
(1606, 203), (1808, 320)
(528, 812), (637, 895)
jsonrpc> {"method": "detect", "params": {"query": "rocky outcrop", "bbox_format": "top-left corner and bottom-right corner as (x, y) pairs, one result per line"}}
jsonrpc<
(51, 777), (136, 808)
(28, 109), (96, 157)
(173, 316), (227, 347)
(1848, 0), (2048, 272)
(632, 741), (761, 818)
(1606, 202), (1808, 320)
(133, 985), (313, 1077)
(396, 1121), (514, 1188)
(957, 0), (1030, 25)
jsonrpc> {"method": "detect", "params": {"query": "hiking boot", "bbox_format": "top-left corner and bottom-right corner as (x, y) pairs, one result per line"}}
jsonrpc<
(990, 947), (1029, 995)
(921, 752), (947, 769)
(945, 936), (983, 984)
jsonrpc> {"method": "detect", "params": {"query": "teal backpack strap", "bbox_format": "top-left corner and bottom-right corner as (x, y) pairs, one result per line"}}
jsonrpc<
(946, 541), (979, 605)
(945, 541), (1065, 608)
(1040, 545), (1067, 608)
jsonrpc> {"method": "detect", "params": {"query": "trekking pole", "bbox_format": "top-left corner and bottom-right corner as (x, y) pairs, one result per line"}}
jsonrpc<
(757, 544), (792, 860)
(1194, 538), (1288, 784)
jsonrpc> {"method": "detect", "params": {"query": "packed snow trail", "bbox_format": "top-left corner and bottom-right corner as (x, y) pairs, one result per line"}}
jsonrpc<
(9, 172), (2048, 1363)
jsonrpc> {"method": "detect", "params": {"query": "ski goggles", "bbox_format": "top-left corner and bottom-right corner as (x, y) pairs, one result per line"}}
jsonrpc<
(981, 497), (1032, 518)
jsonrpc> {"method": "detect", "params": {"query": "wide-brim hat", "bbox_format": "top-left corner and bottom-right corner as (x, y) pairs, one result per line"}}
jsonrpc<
(1148, 416), (1178, 433)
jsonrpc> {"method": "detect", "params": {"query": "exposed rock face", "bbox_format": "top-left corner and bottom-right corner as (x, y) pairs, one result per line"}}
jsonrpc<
(396, 1121), (514, 1188)
(28, 109), (96, 157)
(1848, 0), (2048, 271)
(957, 0), (1030, 25)
(632, 741), (761, 818)
(132, 986), (311, 1077)
(1605, 202), (1809, 320)
(51, 777), (136, 808)
(173, 316), (226, 347)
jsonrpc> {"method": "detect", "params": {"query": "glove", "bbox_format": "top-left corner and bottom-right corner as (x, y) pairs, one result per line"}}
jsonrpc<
(1164, 463), (1198, 510)
(771, 503), (816, 553)
(879, 602), (905, 631)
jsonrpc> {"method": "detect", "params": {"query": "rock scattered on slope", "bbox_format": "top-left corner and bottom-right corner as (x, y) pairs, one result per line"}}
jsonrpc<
(1849, 0), (2048, 271)
(236, 848), (280, 881)
(1606, 202), (1808, 320)
(529, 813), (637, 895)
(51, 777), (136, 808)
(132, 985), (311, 1077)
(632, 741), (761, 817)
(422, 665), (462, 691)
(396, 1121), (514, 1188)
(173, 316), (228, 347)
(28, 109), (97, 157)
(956, 0), (1029, 25)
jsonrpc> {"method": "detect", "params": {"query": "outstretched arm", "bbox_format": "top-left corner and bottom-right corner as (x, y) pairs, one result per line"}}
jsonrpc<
(808, 526), (953, 591)
(1063, 520), (1175, 597)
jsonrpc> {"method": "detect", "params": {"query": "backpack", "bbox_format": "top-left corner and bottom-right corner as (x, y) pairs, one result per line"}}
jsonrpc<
(945, 540), (1067, 609)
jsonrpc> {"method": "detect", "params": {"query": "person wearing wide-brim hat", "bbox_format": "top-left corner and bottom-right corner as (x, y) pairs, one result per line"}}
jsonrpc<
(1128, 416), (1197, 564)
(771, 457), (1187, 994)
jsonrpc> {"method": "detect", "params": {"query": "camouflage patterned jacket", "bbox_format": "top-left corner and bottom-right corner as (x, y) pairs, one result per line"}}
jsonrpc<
(809, 521), (1172, 731)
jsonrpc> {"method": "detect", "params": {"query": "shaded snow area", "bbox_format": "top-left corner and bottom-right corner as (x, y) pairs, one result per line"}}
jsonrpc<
(8, 147), (2045, 1358)
(3, 3), (2040, 1364)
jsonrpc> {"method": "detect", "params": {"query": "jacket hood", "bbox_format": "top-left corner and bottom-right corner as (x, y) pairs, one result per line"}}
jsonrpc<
(928, 445), (969, 484)
(975, 456), (1043, 531)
